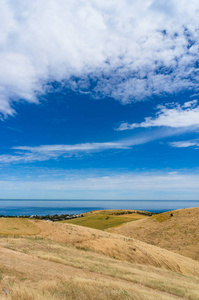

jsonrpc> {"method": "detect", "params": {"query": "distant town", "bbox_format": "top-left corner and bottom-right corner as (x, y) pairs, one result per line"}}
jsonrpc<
(0, 213), (83, 222)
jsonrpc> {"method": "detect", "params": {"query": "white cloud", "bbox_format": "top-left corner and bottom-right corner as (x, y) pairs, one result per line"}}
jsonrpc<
(0, 126), (190, 164)
(13, 142), (129, 152)
(190, 93), (199, 98)
(0, 171), (199, 200)
(1, 0), (199, 116)
(117, 101), (199, 130)
(182, 100), (198, 108)
(0, 142), (130, 163)
(170, 140), (199, 148)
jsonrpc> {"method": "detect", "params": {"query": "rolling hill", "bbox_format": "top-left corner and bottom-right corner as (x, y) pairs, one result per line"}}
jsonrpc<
(108, 207), (199, 261)
(0, 215), (199, 299)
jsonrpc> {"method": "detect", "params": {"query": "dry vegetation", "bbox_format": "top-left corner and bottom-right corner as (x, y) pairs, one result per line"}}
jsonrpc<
(108, 207), (199, 261)
(0, 209), (199, 299)
(0, 218), (40, 235)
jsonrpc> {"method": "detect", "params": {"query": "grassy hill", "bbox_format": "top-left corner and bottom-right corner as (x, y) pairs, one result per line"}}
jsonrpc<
(108, 207), (199, 261)
(0, 216), (199, 299)
(0, 217), (40, 235)
(61, 209), (150, 230)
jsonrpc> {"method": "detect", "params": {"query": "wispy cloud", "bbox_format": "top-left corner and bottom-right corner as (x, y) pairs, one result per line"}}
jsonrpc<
(0, 126), (191, 164)
(0, 142), (130, 164)
(1, 171), (199, 200)
(117, 101), (199, 130)
(1, 1), (199, 116)
(13, 142), (130, 152)
(170, 140), (199, 148)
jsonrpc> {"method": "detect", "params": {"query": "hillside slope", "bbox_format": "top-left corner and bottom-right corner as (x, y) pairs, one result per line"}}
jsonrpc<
(1, 237), (199, 300)
(1, 218), (199, 299)
(29, 218), (199, 277)
(108, 207), (199, 261)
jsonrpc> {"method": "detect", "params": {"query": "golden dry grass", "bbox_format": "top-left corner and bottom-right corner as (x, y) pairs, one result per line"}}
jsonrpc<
(24, 219), (199, 277)
(0, 218), (40, 235)
(1, 237), (199, 300)
(1, 214), (199, 299)
(108, 207), (199, 261)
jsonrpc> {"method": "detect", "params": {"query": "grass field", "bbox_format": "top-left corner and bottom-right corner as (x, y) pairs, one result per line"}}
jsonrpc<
(0, 218), (40, 235)
(108, 207), (199, 261)
(1, 209), (199, 299)
(61, 209), (148, 230)
(1, 219), (199, 299)
(1, 236), (199, 300)
(0, 237), (199, 300)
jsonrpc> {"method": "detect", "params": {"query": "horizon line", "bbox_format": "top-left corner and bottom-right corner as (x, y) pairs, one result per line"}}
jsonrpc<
(1, 199), (199, 202)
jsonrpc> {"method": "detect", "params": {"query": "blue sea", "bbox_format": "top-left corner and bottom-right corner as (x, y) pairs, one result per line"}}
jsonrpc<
(0, 200), (199, 216)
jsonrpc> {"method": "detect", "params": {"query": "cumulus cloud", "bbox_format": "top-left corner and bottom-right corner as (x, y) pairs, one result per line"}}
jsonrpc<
(117, 101), (199, 130)
(1, 0), (199, 116)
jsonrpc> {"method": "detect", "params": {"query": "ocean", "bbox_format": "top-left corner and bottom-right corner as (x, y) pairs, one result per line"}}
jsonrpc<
(0, 200), (199, 216)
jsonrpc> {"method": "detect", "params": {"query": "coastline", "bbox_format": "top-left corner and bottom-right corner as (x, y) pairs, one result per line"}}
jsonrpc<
(1, 199), (199, 216)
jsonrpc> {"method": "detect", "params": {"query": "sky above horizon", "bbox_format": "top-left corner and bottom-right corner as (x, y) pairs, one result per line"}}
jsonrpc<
(1, 0), (199, 200)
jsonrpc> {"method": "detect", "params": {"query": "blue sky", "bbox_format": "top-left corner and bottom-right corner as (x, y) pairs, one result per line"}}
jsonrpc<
(1, 0), (199, 200)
